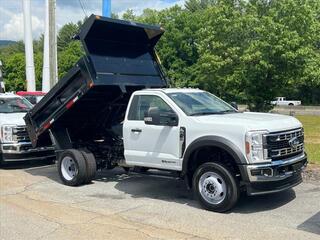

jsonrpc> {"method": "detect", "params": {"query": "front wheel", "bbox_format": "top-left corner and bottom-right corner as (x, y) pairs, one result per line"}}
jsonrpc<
(193, 162), (239, 212)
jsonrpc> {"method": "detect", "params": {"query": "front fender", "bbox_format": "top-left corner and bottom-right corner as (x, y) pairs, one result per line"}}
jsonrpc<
(181, 135), (247, 176)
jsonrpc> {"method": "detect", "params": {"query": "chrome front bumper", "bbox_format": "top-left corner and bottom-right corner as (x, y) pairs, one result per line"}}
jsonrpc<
(245, 153), (307, 182)
(239, 153), (307, 196)
(0, 142), (55, 162)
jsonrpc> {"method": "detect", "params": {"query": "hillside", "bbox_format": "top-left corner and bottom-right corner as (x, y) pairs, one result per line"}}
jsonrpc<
(0, 40), (16, 47)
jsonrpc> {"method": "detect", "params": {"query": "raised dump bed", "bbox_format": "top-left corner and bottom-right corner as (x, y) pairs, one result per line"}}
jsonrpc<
(25, 14), (167, 149)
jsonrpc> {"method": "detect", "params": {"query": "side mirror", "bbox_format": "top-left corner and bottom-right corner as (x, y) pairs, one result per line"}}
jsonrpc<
(144, 107), (178, 126)
(162, 111), (179, 126)
(230, 102), (238, 110)
(144, 107), (160, 125)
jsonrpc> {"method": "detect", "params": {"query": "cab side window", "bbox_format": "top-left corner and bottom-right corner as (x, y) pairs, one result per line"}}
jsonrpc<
(128, 95), (174, 121)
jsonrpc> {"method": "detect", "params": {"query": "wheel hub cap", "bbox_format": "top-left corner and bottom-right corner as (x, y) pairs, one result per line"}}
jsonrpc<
(199, 171), (227, 204)
(61, 156), (78, 181)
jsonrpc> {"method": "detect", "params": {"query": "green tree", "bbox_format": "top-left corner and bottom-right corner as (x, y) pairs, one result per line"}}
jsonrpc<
(1, 1), (320, 108)
(122, 9), (136, 21)
(57, 23), (80, 51)
(2, 53), (26, 91)
(185, 0), (217, 12)
(58, 41), (84, 79)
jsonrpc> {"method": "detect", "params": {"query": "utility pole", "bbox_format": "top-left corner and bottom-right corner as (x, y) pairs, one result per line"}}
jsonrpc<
(23, 0), (36, 91)
(48, 0), (58, 88)
(42, 0), (50, 92)
(102, 0), (111, 17)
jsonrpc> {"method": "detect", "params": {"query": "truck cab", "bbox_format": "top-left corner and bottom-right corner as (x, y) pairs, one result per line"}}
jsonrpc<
(24, 15), (307, 212)
(0, 93), (55, 165)
(123, 88), (307, 211)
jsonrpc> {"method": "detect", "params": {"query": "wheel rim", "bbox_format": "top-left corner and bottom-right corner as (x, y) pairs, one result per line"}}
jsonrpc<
(61, 156), (78, 181)
(198, 171), (227, 205)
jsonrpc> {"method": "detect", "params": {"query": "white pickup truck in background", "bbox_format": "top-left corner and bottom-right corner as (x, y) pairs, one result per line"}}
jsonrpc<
(271, 97), (301, 106)
(0, 93), (55, 165)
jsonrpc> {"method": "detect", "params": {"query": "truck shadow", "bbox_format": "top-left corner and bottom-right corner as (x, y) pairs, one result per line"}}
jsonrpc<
(7, 161), (62, 182)
(23, 165), (297, 213)
(1, 160), (55, 170)
(95, 168), (297, 214)
(233, 189), (296, 214)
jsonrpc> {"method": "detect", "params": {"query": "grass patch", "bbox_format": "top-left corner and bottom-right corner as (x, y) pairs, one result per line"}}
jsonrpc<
(296, 115), (320, 164)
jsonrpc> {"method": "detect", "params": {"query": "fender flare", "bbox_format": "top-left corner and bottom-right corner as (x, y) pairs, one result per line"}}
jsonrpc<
(181, 136), (247, 177)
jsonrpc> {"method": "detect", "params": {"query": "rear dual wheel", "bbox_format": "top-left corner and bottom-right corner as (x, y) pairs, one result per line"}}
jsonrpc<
(58, 149), (96, 186)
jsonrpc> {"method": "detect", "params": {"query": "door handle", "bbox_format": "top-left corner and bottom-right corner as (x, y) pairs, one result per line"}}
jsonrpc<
(131, 128), (142, 133)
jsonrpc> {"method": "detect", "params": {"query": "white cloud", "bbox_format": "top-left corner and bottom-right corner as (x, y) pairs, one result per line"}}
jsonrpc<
(0, 0), (186, 41)
(0, 13), (44, 41)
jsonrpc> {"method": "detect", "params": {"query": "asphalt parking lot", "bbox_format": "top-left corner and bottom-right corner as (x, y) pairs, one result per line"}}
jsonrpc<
(0, 162), (319, 240)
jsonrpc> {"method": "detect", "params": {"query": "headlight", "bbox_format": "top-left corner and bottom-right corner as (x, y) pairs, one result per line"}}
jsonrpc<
(245, 130), (270, 163)
(0, 125), (16, 143)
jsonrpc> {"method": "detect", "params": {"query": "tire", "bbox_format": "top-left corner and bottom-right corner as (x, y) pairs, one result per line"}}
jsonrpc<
(192, 162), (239, 212)
(288, 103), (294, 106)
(58, 149), (87, 186)
(80, 149), (96, 184)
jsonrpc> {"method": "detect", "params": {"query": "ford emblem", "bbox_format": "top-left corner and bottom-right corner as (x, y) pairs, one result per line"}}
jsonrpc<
(289, 137), (300, 148)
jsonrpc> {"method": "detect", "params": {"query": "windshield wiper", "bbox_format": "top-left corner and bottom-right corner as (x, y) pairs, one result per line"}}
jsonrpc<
(190, 112), (221, 116)
(216, 109), (238, 114)
(13, 110), (29, 113)
(190, 110), (238, 116)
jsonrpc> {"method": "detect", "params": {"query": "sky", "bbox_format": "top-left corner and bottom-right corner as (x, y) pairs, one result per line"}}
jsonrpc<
(0, 0), (185, 41)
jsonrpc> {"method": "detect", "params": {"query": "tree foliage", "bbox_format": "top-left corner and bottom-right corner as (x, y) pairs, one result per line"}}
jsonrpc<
(0, 0), (319, 110)
(57, 21), (83, 51)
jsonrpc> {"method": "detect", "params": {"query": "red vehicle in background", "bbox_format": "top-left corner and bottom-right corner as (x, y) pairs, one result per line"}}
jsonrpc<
(16, 91), (46, 105)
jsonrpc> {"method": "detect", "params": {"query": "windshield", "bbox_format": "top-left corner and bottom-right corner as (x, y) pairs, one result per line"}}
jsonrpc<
(0, 97), (33, 113)
(167, 91), (237, 116)
(24, 95), (44, 105)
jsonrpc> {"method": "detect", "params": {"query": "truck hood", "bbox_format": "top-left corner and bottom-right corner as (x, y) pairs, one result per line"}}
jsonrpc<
(0, 113), (26, 126)
(192, 112), (302, 132)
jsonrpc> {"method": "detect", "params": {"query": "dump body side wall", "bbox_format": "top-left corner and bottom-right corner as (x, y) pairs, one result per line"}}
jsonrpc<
(25, 15), (167, 148)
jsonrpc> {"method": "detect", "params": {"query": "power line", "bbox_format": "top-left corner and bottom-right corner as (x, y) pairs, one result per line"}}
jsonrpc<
(82, 0), (90, 14)
(78, 0), (88, 17)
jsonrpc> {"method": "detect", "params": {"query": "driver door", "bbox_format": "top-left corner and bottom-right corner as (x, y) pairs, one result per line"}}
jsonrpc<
(123, 94), (181, 170)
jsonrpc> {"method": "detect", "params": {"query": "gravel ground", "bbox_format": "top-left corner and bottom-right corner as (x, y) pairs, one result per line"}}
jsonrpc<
(302, 164), (320, 183)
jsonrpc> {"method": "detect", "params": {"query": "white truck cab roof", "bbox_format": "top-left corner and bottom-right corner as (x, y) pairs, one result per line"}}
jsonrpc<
(0, 93), (23, 99)
(138, 88), (204, 94)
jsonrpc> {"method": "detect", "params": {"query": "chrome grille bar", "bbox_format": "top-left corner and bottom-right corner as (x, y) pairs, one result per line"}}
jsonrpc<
(13, 125), (30, 142)
(266, 128), (304, 160)
(270, 143), (304, 158)
(267, 128), (303, 141)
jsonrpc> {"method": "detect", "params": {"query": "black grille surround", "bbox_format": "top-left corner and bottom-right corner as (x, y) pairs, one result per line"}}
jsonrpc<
(265, 128), (304, 161)
(13, 125), (31, 143)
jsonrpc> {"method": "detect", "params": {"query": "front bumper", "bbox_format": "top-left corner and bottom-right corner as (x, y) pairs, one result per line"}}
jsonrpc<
(239, 153), (307, 195)
(0, 142), (55, 162)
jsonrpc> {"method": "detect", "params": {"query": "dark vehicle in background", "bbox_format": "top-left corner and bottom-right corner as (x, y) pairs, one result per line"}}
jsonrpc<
(0, 93), (54, 165)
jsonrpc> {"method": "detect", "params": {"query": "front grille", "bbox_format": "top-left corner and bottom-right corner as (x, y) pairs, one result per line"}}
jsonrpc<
(266, 128), (304, 160)
(13, 125), (30, 143)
